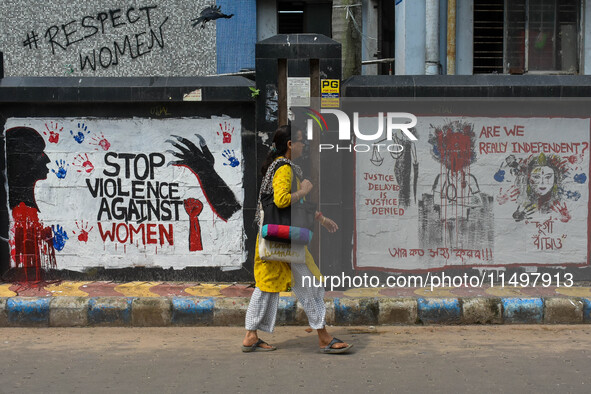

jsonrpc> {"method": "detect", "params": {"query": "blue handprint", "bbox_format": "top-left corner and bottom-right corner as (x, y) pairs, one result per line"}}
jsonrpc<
(574, 173), (587, 184)
(51, 159), (69, 179)
(70, 122), (91, 143)
(493, 169), (505, 182)
(222, 149), (240, 168)
(52, 225), (69, 251)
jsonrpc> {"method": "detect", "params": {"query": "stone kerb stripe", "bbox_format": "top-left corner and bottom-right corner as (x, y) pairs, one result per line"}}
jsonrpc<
(502, 298), (544, 324)
(334, 298), (379, 325)
(0, 298), (8, 326)
(88, 297), (134, 326)
(6, 297), (51, 327)
(417, 298), (461, 324)
(132, 298), (172, 326)
(171, 297), (214, 326)
(583, 298), (591, 323)
(378, 298), (418, 325)
(461, 297), (503, 324)
(50, 297), (89, 327)
(544, 297), (584, 324)
(0, 296), (589, 326)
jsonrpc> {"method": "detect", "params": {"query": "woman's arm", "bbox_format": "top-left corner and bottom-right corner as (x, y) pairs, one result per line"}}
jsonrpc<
(315, 211), (339, 233)
(272, 165), (313, 207)
(272, 164), (294, 208)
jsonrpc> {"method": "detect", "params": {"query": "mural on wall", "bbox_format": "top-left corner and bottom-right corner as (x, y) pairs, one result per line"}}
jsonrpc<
(191, 5), (234, 29)
(355, 116), (589, 271)
(6, 127), (57, 281)
(370, 131), (419, 208)
(4, 117), (244, 273)
(0, 0), (217, 76)
(418, 120), (495, 254)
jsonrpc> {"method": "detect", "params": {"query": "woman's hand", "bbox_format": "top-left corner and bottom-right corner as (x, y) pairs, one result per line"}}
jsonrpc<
(319, 216), (338, 233)
(300, 179), (313, 196)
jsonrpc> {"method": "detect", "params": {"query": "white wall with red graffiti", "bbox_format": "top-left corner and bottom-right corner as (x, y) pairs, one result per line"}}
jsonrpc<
(4, 117), (244, 275)
(355, 116), (590, 272)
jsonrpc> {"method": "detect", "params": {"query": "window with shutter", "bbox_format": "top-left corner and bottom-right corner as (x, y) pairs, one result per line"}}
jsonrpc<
(474, 0), (580, 74)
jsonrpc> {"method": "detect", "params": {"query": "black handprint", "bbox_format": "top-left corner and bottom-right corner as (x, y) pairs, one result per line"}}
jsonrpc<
(512, 203), (536, 222)
(167, 134), (241, 221)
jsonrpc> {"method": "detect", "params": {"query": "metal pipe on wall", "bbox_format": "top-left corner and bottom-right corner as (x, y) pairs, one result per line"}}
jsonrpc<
(426, 0), (440, 74)
(447, 0), (456, 74)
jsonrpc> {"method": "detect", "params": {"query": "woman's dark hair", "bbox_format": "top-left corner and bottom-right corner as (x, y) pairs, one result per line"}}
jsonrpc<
(261, 124), (293, 176)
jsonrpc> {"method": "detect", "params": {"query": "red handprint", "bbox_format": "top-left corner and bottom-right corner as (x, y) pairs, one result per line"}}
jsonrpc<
(567, 154), (583, 165)
(496, 188), (509, 205)
(72, 221), (93, 243)
(508, 186), (520, 201)
(551, 201), (571, 223)
(184, 198), (204, 251)
(496, 186), (520, 205)
(89, 133), (111, 151)
(72, 153), (95, 173)
(43, 121), (62, 144)
(217, 122), (234, 144)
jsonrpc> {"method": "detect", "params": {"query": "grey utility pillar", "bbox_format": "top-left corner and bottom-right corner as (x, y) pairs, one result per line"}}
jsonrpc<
(254, 34), (342, 272)
(255, 34), (341, 133)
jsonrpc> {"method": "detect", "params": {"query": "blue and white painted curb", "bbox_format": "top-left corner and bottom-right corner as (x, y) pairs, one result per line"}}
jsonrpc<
(502, 298), (544, 324)
(0, 296), (589, 327)
(171, 297), (214, 325)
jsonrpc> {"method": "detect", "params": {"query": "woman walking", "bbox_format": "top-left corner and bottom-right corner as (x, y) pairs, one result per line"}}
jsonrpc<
(242, 125), (352, 354)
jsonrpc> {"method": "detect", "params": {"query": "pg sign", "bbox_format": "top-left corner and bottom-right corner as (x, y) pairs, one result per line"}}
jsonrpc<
(321, 79), (340, 108)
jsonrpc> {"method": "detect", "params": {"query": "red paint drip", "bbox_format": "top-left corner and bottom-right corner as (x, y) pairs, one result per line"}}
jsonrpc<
(11, 203), (56, 282)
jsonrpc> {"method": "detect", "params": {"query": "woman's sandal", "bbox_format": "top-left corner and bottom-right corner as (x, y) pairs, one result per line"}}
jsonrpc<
(321, 337), (353, 354)
(241, 338), (277, 352)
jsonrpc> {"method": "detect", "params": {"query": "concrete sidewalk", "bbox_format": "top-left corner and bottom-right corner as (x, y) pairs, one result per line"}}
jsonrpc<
(0, 281), (590, 327)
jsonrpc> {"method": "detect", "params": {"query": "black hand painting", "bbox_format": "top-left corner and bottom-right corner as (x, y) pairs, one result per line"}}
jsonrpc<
(191, 5), (234, 29)
(167, 134), (241, 221)
(513, 203), (536, 222)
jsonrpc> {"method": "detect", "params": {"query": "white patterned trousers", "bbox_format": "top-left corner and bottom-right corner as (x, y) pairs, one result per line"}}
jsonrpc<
(245, 263), (326, 333)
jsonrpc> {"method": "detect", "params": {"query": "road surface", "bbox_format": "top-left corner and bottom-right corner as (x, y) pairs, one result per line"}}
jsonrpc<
(0, 325), (590, 393)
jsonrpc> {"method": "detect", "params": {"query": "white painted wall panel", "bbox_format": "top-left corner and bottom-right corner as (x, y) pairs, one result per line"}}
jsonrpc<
(355, 116), (590, 271)
(5, 117), (245, 272)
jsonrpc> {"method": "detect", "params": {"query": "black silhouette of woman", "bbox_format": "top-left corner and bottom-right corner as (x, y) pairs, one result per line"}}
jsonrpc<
(5, 127), (55, 281)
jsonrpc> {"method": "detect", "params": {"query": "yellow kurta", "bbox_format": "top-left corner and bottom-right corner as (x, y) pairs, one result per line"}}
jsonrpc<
(254, 160), (321, 292)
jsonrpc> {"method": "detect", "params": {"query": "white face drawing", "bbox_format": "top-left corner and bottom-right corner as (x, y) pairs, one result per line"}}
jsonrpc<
(529, 166), (555, 196)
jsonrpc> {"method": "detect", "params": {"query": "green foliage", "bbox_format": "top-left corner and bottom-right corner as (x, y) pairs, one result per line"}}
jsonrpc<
(249, 86), (260, 98)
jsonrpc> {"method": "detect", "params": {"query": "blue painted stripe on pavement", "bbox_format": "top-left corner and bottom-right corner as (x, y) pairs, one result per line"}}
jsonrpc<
(502, 298), (543, 323)
(334, 298), (358, 324)
(334, 298), (379, 325)
(278, 297), (296, 311)
(334, 298), (356, 324)
(171, 297), (214, 325)
(88, 298), (133, 325)
(582, 298), (591, 323)
(417, 298), (461, 323)
(333, 298), (349, 314)
(6, 298), (50, 324)
(277, 297), (297, 323)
